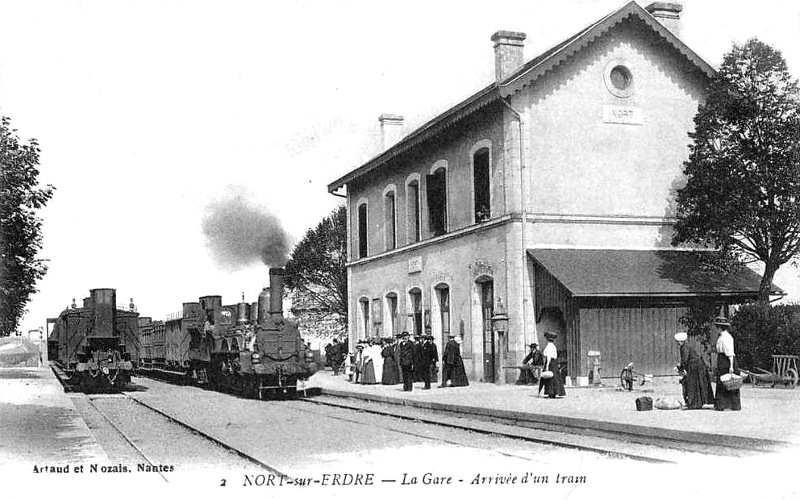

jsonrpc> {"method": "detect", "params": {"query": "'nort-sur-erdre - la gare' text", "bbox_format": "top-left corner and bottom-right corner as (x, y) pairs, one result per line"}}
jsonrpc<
(241, 472), (587, 487)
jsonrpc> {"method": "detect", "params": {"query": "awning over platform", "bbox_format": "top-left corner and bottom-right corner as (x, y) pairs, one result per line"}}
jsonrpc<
(528, 249), (781, 298)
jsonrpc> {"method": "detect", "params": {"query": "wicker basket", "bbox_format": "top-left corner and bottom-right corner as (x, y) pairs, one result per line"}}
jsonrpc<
(720, 373), (743, 391)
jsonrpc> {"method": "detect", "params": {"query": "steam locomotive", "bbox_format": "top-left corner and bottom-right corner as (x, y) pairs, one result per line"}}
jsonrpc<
(47, 289), (138, 392)
(139, 268), (319, 398)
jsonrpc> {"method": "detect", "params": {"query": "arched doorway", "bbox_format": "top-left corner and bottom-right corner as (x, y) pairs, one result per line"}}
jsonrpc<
(408, 288), (423, 336)
(433, 283), (450, 352)
(476, 276), (494, 382)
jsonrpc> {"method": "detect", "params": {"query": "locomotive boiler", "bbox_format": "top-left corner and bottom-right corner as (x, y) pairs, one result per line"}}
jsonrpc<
(141, 267), (318, 398)
(47, 289), (138, 392)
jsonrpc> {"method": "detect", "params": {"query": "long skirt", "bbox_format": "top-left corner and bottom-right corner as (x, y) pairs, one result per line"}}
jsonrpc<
(451, 359), (469, 387)
(714, 356), (741, 411)
(681, 359), (714, 409)
(539, 359), (566, 398)
(361, 360), (377, 384)
(382, 358), (400, 385)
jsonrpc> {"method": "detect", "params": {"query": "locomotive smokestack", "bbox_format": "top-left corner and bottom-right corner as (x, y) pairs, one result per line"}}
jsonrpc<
(269, 268), (285, 316)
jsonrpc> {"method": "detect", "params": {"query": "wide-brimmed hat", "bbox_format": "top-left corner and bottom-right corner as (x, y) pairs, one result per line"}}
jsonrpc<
(713, 316), (731, 327)
(674, 332), (688, 342)
(529, 343), (538, 348)
(544, 331), (558, 340)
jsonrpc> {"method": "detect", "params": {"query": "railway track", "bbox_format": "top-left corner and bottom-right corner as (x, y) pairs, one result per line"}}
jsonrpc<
(292, 394), (763, 462)
(60, 373), (775, 485)
(72, 392), (291, 482)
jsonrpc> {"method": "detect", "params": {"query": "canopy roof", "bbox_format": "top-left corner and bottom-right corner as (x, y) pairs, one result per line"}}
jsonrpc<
(528, 249), (782, 298)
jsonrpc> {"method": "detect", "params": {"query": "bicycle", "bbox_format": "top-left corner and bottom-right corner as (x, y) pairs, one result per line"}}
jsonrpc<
(619, 362), (651, 391)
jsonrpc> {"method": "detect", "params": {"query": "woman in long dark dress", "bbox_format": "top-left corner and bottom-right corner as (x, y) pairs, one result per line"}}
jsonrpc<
(713, 317), (741, 411)
(450, 337), (469, 387)
(538, 331), (565, 398)
(381, 339), (400, 385)
(674, 332), (714, 409)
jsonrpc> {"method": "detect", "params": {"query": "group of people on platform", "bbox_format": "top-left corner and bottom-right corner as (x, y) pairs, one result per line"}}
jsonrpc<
(324, 315), (742, 410)
(335, 331), (469, 391)
(675, 316), (741, 411)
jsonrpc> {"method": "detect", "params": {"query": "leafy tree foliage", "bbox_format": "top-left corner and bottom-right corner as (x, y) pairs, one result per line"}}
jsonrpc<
(284, 205), (347, 322)
(1, 115), (54, 336)
(733, 303), (800, 370)
(673, 39), (800, 304)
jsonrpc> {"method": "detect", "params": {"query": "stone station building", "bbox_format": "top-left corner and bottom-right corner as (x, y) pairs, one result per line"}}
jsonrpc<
(327, 2), (773, 385)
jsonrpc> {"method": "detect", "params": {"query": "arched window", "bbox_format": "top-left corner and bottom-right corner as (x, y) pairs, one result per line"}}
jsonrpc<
(358, 297), (370, 339)
(357, 202), (368, 259)
(384, 187), (397, 250)
(385, 292), (398, 338)
(433, 283), (450, 348)
(473, 147), (491, 222)
(408, 288), (423, 337)
(406, 176), (421, 244)
(427, 163), (447, 237)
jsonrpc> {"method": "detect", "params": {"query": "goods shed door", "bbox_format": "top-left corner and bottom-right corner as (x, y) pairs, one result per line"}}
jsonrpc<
(579, 306), (685, 377)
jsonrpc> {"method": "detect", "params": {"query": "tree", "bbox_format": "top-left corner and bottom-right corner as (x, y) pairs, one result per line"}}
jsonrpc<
(1, 115), (54, 336)
(672, 39), (800, 305)
(284, 205), (347, 322)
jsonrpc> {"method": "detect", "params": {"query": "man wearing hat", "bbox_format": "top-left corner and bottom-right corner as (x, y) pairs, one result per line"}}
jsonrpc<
(518, 343), (544, 385)
(440, 333), (459, 388)
(412, 332), (424, 382)
(420, 334), (438, 390)
(397, 332), (415, 392)
(713, 316), (741, 411)
(674, 331), (714, 409)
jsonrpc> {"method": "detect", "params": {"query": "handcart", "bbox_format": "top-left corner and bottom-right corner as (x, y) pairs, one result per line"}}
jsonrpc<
(619, 362), (652, 391)
(741, 354), (798, 389)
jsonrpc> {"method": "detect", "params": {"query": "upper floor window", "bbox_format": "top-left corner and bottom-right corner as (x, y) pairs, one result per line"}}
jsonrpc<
(384, 189), (397, 250)
(473, 148), (491, 222)
(357, 202), (368, 259)
(407, 178), (421, 243)
(427, 166), (447, 237)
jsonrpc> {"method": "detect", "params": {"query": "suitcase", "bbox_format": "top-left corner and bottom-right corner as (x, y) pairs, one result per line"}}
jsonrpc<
(635, 396), (653, 411)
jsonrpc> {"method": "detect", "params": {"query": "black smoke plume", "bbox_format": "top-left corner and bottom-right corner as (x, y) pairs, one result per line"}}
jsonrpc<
(202, 193), (290, 270)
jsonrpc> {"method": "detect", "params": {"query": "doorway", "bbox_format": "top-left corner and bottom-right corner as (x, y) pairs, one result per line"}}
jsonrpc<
(479, 280), (494, 382)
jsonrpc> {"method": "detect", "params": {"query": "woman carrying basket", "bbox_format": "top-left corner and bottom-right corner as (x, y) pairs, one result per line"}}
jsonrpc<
(713, 316), (741, 411)
(538, 331), (565, 399)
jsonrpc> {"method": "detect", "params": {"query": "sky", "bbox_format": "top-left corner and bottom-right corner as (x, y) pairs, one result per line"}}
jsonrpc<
(1, 0), (799, 337)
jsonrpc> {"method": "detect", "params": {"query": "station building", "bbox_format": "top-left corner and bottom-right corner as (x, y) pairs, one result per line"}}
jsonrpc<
(327, 1), (774, 384)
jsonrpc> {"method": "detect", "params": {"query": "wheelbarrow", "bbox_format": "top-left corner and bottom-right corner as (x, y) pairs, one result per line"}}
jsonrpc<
(741, 354), (798, 389)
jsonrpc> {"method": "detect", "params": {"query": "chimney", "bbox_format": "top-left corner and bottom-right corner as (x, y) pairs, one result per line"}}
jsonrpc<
(379, 114), (404, 150)
(645, 2), (683, 37)
(491, 30), (526, 82)
(268, 267), (285, 316)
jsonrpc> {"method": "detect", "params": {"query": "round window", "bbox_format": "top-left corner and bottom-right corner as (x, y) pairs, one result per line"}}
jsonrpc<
(603, 60), (635, 98)
(610, 66), (632, 90)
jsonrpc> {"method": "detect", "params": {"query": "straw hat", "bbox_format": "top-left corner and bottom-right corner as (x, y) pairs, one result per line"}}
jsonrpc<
(713, 316), (731, 327)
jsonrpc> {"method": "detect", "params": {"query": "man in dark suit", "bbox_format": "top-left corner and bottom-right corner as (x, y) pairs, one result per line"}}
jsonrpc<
(397, 332), (415, 392)
(440, 333), (459, 387)
(420, 334), (438, 390)
(412, 333), (424, 382)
